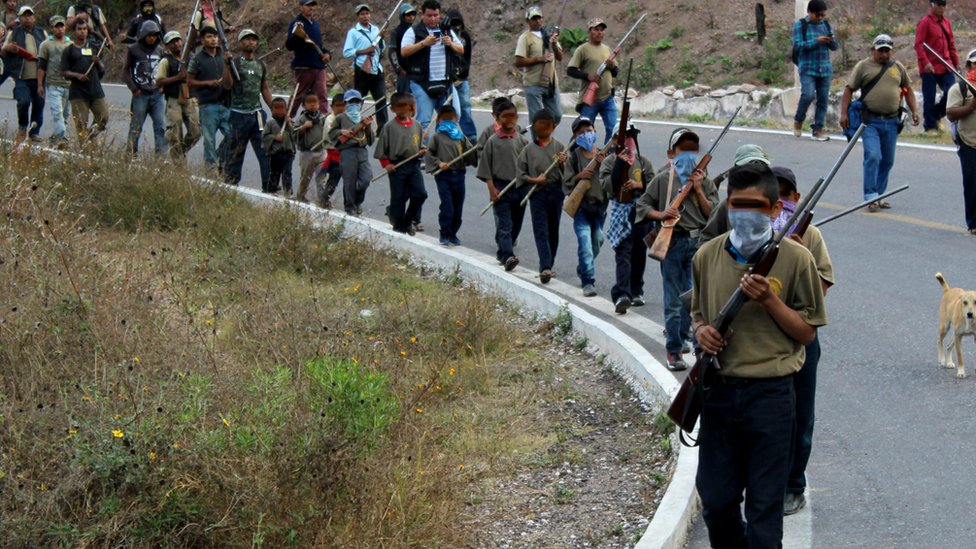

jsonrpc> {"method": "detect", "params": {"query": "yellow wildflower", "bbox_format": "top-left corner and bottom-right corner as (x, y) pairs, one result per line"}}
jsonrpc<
(148, 452), (157, 461)
(222, 416), (231, 427)
(410, 337), (417, 343)
(415, 407), (423, 414)
(112, 430), (124, 439)
(449, 368), (456, 377)
(400, 351), (407, 356)
(133, 357), (139, 364)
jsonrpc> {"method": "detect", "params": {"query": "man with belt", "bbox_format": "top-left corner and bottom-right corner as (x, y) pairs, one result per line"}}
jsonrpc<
(286, 0), (332, 117)
(399, 0), (463, 129)
(840, 34), (919, 210)
(636, 128), (717, 370)
(343, 4), (388, 132)
(2, 6), (46, 141)
(515, 6), (563, 136)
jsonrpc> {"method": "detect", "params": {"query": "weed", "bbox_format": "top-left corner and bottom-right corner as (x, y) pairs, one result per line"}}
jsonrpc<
(653, 37), (673, 51)
(573, 336), (588, 351)
(687, 114), (711, 123)
(552, 304), (573, 341)
(558, 27), (588, 53)
(671, 45), (703, 87)
(756, 28), (792, 86)
(652, 411), (674, 434)
(493, 30), (508, 42)
(632, 45), (662, 89)
(669, 26), (685, 39)
(553, 484), (576, 504)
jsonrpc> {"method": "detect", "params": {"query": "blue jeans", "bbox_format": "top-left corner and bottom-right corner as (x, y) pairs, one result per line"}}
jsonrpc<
(46, 85), (70, 140)
(409, 80), (462, 132)
(435, 170), (465, 239)
(199, 102), (230, 169)
(223, 110), (269, 188)
(698, 376), (795, 549)
(388, 160), (427, 232)
(921, 71), (956, 131)
(579, 94), (618, 144)
(661, 235), (695, 354)
(573, 209), (605, 286)
(13, 78), (43, 135)
(525, 84), (563, 138)
(529, 183), (564, 272)
(492, 181), (528, 262)
(454, 80), (478, 141)
(128, 91), (168, 155)
(861, 115), (899, 201)
(794, 73), (831, 132)
(788, 334), (820, 495)
(957, 142), (976, 230)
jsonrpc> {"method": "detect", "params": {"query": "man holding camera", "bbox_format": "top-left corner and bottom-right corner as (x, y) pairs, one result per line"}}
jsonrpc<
(399, 0), (463, 129)
(792, 0), (837, 141)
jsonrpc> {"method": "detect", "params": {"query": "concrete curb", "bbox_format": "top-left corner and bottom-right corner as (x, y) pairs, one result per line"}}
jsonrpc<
(228, 185), (702, 549)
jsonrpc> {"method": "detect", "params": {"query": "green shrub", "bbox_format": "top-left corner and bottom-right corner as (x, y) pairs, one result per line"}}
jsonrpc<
(558, 27), (588, 52)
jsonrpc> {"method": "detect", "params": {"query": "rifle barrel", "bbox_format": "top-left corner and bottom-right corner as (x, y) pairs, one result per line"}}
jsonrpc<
(813, 185), (909, 226)
(923, 43), (975, 95)
(703, 106), (741, 158)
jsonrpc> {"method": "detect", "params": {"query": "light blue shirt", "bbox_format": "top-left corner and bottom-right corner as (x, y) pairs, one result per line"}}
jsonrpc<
(342, 22), (383, 75)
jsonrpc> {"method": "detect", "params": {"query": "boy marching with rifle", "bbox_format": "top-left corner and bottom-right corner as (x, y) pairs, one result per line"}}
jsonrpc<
(293, 92), (328, 203)
(329, 89), (374, 216)
(690, 162), (827, 548)
(262, 97), (296, 195)
(637, 128), (718, 370)
(477, 99), (529, 271)
(156, 31), (201, 163)
(317, 94), (346, 208)
(374, 92), (426, 233)
(518, 108), (568, 284)
(600, 122), (653, 314)
(563, 115), (609, 297)
(425, 104), (476, 246)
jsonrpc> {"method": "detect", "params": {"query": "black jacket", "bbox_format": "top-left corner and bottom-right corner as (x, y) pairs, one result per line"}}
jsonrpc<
(388, 9), (413, 75)
(444, 9), (472, 81)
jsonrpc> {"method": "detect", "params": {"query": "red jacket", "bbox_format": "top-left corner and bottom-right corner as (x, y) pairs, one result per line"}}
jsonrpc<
(915, 13), (959, 74)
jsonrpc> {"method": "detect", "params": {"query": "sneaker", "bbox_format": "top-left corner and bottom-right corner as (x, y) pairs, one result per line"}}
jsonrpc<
(439, 237), (451, 246)
(504, 256), (519, 271)
(539, 270), (554, 284)
(614, 296), (631, 314)
(582, 284), (597, 297)
(632, 294), (645, 306)
(783, 492), (806, 515)
(667, 353), (689, 371)
(811, 130), (830, 142)
(449, 237), (462, 246)
(793, 121), (802, 137)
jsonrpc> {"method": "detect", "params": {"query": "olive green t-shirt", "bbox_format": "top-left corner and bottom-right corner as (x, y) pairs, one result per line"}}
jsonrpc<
(692, 235), (828, 378)
(567, 42), (613, 101)
(38, 39), (70, 87)
(517, 138), (568, 187)
(947, 83), (976, 148)
(636, 169), (718, 233)
(848, 58), (909, 116)
(801, 225), (834, 286)
(514, 31), (557, 87)
(476, 132), (529, 184)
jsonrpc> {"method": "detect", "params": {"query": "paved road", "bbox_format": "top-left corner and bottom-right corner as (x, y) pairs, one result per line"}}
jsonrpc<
(4, 81), (975, 548)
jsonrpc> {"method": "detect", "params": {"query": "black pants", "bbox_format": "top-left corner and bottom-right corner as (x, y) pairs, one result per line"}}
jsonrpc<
(435, 170), (465, 239)
(354, 67), (389, 132)
(13, 78), (43, 135)
(698, 375), (795, 549)
(388, 160), (427, 232)
(611, 218), (651, 302)
(492, 181), (528, 262)
(958, 142), (976, 230)
(528, 183), (563, 272)
(787, 335), (820, 495)
(268, 151), (294, 193)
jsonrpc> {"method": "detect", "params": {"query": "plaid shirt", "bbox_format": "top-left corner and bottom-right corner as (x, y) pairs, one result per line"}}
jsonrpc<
(792, 17), (837, 78)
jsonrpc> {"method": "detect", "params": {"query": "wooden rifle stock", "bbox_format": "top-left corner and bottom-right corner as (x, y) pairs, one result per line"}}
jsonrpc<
(667, 124), (866, 438)
(563, 140), (616, 216)
(579, 13), (645, 107)
(277, 82), (302, 138)
(649, 107), (741, 261)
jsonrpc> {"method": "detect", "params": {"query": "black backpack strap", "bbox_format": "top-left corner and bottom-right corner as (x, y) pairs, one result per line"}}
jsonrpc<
(860, 61), (893, 101)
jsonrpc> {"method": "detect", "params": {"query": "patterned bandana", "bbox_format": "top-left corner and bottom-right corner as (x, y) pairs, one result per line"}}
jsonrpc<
(436, 120), (463, 140)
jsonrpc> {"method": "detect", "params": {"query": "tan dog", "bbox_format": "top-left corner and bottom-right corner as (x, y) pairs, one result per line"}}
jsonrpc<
(936, 272), (976, 378)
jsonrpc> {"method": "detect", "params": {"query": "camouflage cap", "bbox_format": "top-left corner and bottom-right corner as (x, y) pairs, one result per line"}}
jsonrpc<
(163, 30), (182, 44)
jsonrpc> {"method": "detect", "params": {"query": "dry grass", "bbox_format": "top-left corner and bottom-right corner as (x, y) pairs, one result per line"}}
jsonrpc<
(0, 144), (579, 547)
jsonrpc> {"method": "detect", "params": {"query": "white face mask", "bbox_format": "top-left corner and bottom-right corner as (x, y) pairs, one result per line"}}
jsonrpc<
(728, 210), (772, 258)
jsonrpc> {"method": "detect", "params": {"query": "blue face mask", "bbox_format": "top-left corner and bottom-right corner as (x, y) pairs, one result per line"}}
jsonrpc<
(575, 130), (597, 152)
(436, 120), (463, 140)
(728, 210), (773, 259)
(347, 103), (362, 124)
(672, 152), (699, 183)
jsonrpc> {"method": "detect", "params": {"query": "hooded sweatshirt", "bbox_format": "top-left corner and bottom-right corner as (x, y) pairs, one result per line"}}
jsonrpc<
(122, 20), (163, 94)
(443, 8), (472, 81)
(388, 5), (414, 75)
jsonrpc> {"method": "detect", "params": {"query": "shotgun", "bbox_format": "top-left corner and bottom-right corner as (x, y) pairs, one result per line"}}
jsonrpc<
(257, 47), (282, 61)
(332, 97), (390, 147)
(612, 60), (634, 203)
(667, 124), (866, 441)
(648, 107), (741, 261)
(278, 82), (302, 138)
(540, 0), (569, 85)
(208, 0), (239, 81)
(577, 13), (646, 109)
(562, 140), (616, 216)
(923, 43), (974, 94)
(431, 144), (481, 175)
(360, 0), (403, 74)
(178, 0), (202, 103)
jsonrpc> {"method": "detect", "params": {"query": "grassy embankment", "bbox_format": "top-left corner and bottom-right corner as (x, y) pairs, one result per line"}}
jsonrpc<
(0, 143), (641, 547)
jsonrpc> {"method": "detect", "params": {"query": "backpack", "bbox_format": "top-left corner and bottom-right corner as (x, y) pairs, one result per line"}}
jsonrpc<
(791, 18), (833, 65)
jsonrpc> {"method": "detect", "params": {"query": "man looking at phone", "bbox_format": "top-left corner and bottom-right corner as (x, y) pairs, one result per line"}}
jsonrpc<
(399, 0), (463, 129)
(791, 0), (837, 141)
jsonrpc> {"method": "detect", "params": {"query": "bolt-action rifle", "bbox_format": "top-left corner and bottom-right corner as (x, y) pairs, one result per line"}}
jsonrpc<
(648, 107), (741, 261)
(577, 13), (645, 109)
(667, 123), (867, 444)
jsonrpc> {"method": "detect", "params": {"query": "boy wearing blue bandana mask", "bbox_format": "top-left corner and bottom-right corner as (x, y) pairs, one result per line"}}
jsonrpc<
(691, 162), (826, 548)
(563, 116), (609, 296)
(426, 104), (476, 245)
(636, 128), (718, 369)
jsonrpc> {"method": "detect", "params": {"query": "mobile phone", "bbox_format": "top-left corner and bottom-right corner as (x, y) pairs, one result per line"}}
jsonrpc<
(433, 30), (442, 38)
